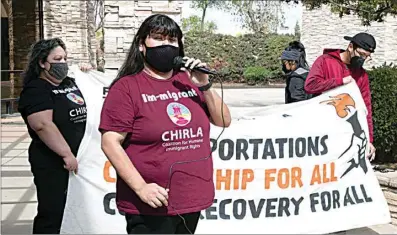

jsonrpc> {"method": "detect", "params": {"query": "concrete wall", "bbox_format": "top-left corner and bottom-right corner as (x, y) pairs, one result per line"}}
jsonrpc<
(301, 5), (397, 69)
(103, 0), (184, 69)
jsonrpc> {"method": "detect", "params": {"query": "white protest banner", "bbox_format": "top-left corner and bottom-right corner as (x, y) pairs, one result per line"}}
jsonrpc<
(61, 65), (391, 234)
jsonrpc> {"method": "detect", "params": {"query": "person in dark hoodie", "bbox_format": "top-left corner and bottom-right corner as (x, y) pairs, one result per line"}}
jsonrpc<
(280, 48), (312, 104)
(285, 40), (310, 69)
(304, 32), (376, 160)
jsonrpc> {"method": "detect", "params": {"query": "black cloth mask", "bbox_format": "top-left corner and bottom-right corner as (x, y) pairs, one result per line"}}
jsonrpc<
(348, 49), (366, 68)
(282, 63), (290, 74)
(144, 44), (180, 73)
(47, 62), (69, 80)
(350, 56), (365, 68)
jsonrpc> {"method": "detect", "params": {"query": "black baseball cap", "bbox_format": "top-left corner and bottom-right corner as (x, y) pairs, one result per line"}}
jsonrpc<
(344, 32), (376, 53)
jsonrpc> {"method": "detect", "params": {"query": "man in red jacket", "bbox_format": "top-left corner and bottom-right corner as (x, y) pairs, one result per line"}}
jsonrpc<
(304, 32), (376, 161)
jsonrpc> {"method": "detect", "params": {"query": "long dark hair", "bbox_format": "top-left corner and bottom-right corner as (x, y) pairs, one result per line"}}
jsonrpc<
(285, 40), (310, 70)
(23, 38), (67, 86)
(110, 14), (185, 88)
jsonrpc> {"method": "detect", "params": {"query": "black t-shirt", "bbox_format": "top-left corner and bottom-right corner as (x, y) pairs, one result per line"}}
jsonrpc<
(18, 77), (87, 168)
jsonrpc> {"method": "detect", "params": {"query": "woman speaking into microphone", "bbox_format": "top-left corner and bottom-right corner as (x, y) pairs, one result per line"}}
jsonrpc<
(99, 14), (231, 234)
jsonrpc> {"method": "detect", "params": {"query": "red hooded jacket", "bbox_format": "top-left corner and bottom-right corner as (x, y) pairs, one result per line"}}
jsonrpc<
(305, 49), (374, 143)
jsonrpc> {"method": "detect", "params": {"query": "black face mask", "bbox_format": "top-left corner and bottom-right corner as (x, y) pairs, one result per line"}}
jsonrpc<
(282, 63), (290, 74)
(144, 44), (180, 73)
(349, 49), (366, 68)
(350, 56), (365, 68)
(47, 62), (69, 80)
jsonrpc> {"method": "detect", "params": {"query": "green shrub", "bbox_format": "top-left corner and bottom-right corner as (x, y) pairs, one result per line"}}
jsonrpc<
(368, 63), (397, 163)
(243, 67), (273, 83)
(183, 32), (295, 84)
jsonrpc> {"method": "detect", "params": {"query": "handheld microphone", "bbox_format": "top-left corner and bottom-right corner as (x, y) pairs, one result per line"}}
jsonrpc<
(173, 56), (217, 75)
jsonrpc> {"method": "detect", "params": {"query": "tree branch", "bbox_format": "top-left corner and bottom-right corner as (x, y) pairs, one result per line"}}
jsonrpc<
(288, 0), (397, 25)
(95, 0), (104, 32)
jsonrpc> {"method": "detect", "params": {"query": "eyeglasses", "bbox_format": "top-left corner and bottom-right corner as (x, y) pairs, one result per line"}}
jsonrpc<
(355, 49), (372, 61)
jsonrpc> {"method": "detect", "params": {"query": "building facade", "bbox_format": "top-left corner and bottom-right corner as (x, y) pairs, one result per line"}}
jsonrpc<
(301, 5), (397, 69)
(103, 1), (183, 70)
(1, 0), (183, 82)
(42, 0), (97, 67)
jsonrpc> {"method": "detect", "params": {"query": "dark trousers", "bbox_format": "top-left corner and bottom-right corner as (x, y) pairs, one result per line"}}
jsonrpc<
(31, 166), (69, 234)
(125, 212), (201, 234)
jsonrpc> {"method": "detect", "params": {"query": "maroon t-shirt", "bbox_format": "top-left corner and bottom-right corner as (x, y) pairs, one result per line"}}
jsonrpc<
(99, 71), (214, 216)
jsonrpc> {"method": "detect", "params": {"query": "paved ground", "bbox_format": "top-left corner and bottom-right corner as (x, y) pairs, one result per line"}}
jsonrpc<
(1, 88), (396, 234)
(1, 121), (34, 234)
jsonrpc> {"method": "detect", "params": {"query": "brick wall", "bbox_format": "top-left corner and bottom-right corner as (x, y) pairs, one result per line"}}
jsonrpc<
(103, 0), (183, 69)
(42, 0), (96, 66)
(301, 5), (397, 69)
(12, 0), (39, 71)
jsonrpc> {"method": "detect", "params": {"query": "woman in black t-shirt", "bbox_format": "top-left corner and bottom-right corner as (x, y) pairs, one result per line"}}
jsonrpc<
(17, 38), (91, 234)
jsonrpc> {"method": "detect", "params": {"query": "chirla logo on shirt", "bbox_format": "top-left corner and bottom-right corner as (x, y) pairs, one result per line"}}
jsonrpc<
(166, 102), (191, 126)
(162, 102), (203, 152)
(66, 93), (85, 105)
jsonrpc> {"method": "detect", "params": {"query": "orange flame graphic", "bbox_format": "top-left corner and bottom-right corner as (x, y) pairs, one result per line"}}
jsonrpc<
(320, 93), (356, 118)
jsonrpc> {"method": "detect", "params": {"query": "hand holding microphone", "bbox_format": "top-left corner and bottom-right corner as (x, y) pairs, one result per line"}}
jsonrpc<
(174, 56), (216, 87)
